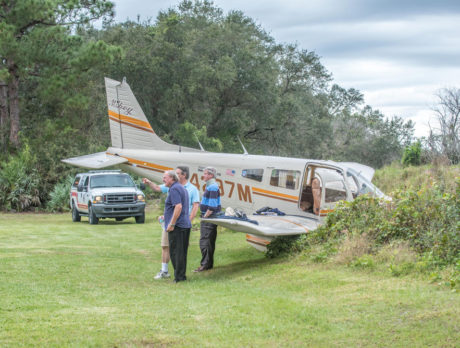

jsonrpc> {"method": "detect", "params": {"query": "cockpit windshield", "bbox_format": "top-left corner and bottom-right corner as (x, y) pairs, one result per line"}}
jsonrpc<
(346, 168), (385, 198)
(90, 174), (135, 188)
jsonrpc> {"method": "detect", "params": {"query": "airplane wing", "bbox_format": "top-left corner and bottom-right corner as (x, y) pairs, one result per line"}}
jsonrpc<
(62, 152), (128, 169)
(201, 215), (320, 237)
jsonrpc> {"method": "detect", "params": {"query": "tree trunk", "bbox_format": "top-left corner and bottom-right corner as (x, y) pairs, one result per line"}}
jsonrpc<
(8, 62), (20, 148)
(0, 80), (8, 152)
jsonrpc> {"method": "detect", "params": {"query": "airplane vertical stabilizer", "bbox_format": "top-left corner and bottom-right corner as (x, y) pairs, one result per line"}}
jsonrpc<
(105, 77), (197, 151)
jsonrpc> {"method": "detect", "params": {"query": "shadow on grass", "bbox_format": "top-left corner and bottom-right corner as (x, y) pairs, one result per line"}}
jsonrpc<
(193, 253), (289, 281)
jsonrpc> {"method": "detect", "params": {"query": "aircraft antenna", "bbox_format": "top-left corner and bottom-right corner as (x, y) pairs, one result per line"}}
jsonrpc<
(194, 133), (205, 151)
(237, 136), (248, 155)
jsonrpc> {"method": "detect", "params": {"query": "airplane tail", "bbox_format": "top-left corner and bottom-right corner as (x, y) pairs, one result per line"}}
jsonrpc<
(105, 77), (197, 151)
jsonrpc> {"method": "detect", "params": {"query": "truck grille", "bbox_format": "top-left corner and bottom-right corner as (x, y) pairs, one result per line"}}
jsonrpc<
(105, 194), (136, 204)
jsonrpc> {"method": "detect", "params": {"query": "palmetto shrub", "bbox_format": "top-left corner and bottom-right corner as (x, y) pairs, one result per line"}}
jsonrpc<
(47, 175), (73, 212)
(0, 144), (41, 211)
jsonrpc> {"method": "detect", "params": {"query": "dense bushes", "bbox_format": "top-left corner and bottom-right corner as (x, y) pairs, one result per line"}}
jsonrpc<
(319, 182), (459, 264)
(267, 176), (459, 288)
(0, 145), (41, 211)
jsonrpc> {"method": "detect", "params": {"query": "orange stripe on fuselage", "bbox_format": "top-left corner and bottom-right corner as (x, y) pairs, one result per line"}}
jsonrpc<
(106, 153), (173, 173)
(108, 110), (154, 133)
(252, 187), (298, 203)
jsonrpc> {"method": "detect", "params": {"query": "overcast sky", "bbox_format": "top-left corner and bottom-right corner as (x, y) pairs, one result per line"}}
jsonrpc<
(110, 0), (460, 137)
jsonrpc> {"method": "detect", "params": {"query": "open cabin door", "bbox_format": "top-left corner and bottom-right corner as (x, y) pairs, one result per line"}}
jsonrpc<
(299, 163), (350, 217)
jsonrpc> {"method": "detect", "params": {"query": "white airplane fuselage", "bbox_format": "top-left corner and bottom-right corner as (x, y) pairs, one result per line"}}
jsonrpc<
(63, 77), (387, 251)
(107, 146), (345, 217)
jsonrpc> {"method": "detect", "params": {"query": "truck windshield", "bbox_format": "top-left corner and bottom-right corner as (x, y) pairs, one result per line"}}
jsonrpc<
(90, 174), (135, 188)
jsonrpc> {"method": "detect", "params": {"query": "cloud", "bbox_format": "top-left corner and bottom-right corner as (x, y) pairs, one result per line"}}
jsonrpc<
(110, 0), (460, 137)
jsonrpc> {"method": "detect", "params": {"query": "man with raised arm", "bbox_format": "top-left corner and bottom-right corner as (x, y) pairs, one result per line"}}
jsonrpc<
(143, 166), (200, 280)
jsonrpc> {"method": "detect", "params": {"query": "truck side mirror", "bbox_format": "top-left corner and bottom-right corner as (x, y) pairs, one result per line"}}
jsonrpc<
(139, 182), (146, 190)
(77, 186), (83, 192)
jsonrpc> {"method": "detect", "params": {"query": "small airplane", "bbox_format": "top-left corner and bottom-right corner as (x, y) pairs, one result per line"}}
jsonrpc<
(63, 77), (388, 251)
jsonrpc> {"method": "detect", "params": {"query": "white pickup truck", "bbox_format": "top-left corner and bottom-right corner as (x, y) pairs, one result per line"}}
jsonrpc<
(70, 170), (146, 224)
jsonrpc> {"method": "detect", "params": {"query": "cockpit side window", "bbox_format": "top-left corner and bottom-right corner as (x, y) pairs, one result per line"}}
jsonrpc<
(242, 169), (264, 182)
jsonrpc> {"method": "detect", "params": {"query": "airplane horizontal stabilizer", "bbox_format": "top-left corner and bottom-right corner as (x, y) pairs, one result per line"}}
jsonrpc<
(201, 214), (320, 237)
(62, 152), (128, 169)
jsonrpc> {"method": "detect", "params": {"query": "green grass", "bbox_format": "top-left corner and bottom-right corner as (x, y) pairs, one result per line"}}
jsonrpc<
(1, 210), (459, 347)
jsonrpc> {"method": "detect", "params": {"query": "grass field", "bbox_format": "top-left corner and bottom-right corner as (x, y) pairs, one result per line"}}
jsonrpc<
(0, 209), (459, 347)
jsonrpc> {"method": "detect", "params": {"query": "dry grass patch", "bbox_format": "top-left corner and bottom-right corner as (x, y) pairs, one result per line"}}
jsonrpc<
(375, 241), (418, 264)
(334, 232), (373, 265)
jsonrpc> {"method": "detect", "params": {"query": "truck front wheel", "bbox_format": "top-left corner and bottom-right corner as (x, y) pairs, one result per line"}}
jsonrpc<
(89, 205), (99, 225)
(135, 212), (145, 224)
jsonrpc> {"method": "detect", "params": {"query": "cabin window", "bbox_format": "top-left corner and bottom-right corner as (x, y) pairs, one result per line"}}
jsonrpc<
(242, 169), (264, 182)
(270, 169), (300, 190)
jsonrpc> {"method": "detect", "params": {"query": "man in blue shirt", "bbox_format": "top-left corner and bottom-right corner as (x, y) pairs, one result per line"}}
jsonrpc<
(143, 166), (200, 279)
(162, 170), (191, 282)
(194, 167), (221, 272)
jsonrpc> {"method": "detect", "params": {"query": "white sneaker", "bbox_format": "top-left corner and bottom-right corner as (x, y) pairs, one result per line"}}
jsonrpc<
(154, 271), (170, 279)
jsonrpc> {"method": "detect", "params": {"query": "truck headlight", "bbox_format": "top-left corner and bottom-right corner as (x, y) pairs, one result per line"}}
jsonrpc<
(137, 194), (145, 202)
(93, 196), (103, 204)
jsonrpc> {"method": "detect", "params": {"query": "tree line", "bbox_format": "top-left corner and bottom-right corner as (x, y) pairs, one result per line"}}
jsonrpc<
(1, 0), (454, 211)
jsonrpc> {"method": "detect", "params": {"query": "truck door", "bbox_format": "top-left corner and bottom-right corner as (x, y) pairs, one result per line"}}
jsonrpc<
(77, 175), (89, 212)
